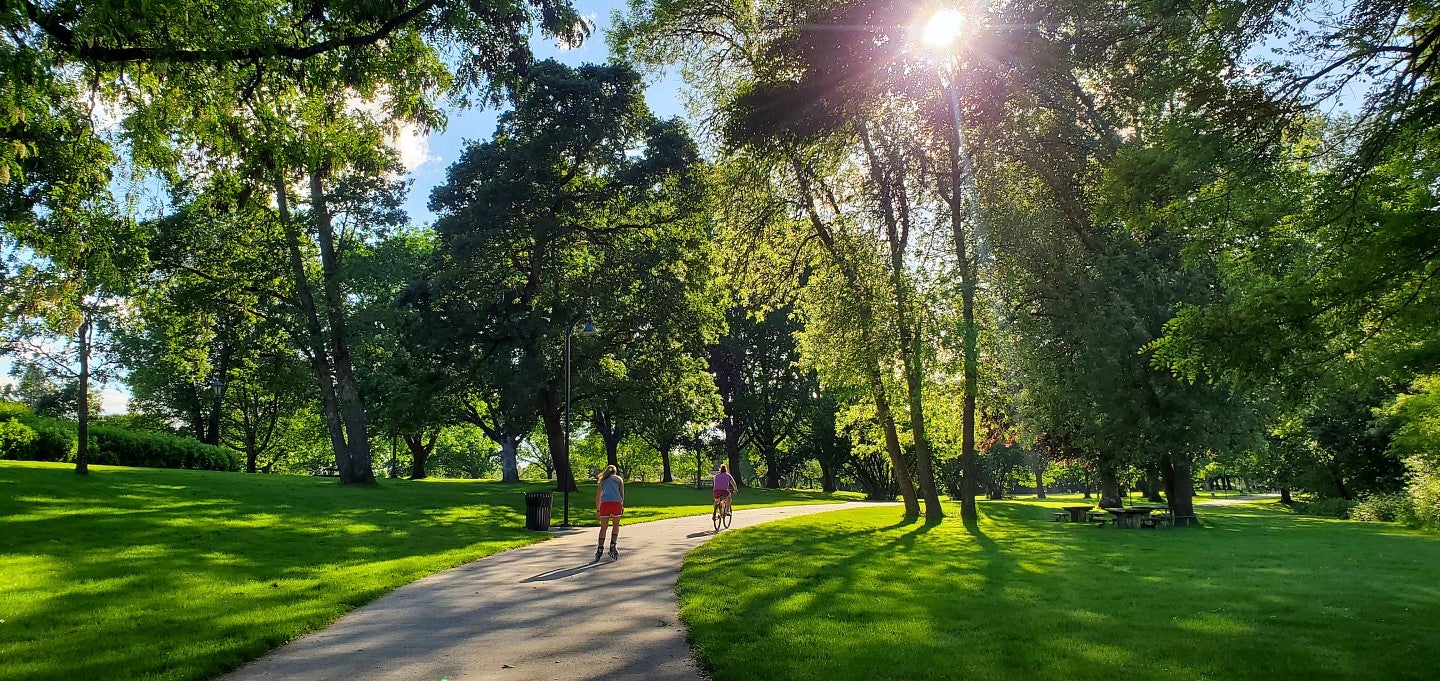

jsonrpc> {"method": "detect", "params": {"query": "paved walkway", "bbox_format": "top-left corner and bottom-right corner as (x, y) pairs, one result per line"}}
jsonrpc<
(1195, 493), (1281, 506)
(223, 501), (881, 681)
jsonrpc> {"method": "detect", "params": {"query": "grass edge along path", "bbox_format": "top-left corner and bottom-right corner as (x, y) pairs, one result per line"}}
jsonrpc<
(677, 498), (1440, 681)
(0, 461), (855, 681)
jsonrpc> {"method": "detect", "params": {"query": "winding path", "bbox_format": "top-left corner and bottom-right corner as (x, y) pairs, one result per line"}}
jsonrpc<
(222, 501), (880, 681)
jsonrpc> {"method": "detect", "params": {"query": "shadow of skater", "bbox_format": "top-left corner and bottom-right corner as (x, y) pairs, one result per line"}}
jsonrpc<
(520, 561), (605, 583)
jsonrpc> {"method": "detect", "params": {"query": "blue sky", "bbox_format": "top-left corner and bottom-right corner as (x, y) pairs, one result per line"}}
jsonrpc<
(400, 1), (690, 225)
(0, 1), (690, 414)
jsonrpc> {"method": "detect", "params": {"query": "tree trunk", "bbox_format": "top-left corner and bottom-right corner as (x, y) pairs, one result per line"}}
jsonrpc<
(860, 124), (943, 521)
(245, 429), (259, 474)
(1280, 486), (1293, 504)
(593, 408), (622, 466)
(1032, 462), (1046, 499)
(310, 163), (373, 485)
(75, 316), (91, 475)
(723, 416), (743, 488)
(1160, 453), (1198, 525)
(1146, 466), (1165, 502)
(498, 435), (521, 483)
(939, 87), (985, 522)
(871, 369), (921, 519)
(819, 458), (838, 493)
(1098, 464), (1123, 508)
(660, 443), (673, 483)
(763, 447), (781, 488)
(275, 166), (353, 481)
(540, 389), (577, 492)
(405, 432), (437, 480)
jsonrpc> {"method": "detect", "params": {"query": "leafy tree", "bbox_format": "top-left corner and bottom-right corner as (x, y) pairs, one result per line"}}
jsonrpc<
(428, 60), (709, 493)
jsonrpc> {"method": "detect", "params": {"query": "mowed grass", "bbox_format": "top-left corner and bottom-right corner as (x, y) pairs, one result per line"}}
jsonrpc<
(678, 498), (1440, 681)
(0, 461), (851, 681)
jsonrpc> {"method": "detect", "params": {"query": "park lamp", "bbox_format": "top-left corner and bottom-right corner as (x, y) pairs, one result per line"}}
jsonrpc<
(207, 377), (224, 397)
(561, 316), (598, 527)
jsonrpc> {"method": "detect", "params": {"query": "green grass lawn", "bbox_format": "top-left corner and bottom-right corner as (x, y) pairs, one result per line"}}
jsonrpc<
(678, 497), (1440, 681)
(0, 461), (851, 681)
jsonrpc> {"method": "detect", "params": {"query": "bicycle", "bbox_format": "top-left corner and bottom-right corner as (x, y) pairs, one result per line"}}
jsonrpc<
(712, 493), (733, 531)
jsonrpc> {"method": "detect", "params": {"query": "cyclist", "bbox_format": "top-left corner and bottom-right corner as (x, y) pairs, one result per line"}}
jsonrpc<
(595, 465), (624, 561)
(712, 464), (737, 518)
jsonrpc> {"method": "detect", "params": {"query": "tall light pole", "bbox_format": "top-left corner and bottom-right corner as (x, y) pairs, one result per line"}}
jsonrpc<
(561, 316), (597, 526)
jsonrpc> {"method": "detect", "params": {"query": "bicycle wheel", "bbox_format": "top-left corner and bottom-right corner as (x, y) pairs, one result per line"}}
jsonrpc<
(713, 504), (723, 532)
(721, 505), (732, 529)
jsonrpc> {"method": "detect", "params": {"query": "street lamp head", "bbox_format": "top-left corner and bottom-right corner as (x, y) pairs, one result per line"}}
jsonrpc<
(580, 318), (597, 334)
(207, 377), (224, 396)
(922, 8), (965, 49)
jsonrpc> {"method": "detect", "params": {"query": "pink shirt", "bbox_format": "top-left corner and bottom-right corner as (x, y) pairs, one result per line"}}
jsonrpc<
(713, 472), (735, 491)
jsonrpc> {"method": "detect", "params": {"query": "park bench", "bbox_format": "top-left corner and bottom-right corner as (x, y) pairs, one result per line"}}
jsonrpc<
(1052, 511), (1069, 521)
(1141, 508), (1175, 528)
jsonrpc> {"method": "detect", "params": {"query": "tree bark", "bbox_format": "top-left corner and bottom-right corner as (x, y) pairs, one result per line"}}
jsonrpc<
(819, 458), (838, 492)
(309, 161), (373, 484)
(1280, 486), (1293, 504)
(498, 435), (521, 483)
(1098, 464), (1123, 508)
(944, 118), (983, 522)
(74, 315), (91, 475)
(1145, 466), (1165, 502)
(722, 416), (744, 488)
(593, 411), (622, 468)
(1032, 462), (1047, 499)
(860, 123), (943, 521)
(659, 442), (674, 483)
(1160, 453), (1198, 525)
(404, 431), (437, 480)
(274, 165), (353, 482)
(871, 369), (921, 519)
(540, 388), (577, 492)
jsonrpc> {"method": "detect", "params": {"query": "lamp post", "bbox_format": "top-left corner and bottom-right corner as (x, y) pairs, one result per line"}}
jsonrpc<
(561, 316), (597, 526)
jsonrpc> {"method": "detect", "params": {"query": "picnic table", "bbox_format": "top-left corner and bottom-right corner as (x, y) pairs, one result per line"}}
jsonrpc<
(1104, 507), (1156, 529)
(1060, 505), (1094, 522)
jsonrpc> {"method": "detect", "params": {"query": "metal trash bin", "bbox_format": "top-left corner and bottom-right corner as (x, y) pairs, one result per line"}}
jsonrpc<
(524, 491), (553, 531)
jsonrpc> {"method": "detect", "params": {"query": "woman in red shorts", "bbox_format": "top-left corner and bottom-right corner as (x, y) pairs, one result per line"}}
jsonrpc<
(595, 465), (624, 561)
(713, 464), (737, 516)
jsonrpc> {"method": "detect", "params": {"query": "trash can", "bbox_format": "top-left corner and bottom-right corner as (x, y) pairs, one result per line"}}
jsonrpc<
(524, 491), (553, 531)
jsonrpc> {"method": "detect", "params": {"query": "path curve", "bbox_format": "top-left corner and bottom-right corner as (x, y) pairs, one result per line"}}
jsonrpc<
(1195, 493), (1281, 506)
(223, 501), (882, 681)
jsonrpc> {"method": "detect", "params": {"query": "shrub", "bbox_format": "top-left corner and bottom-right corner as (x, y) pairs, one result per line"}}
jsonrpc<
(17, 417), (78, 462)
(1350, 492), (1413, 523)
(0, 419), (38, 459)
(1293, 497), (1356, 519)
(1404, 455), (1440, 531)
(89, 425), (241, 472)
(0, 401), (32, 420)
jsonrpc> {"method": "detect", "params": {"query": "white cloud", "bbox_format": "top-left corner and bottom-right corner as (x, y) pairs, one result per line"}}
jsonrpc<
(393, 121), (438, 173)
(98, 385), (130, 415)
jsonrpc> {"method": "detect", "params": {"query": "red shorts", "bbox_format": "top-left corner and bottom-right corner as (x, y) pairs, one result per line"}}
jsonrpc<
(598, 501), (624, 518)
(713, 490), (731, 500)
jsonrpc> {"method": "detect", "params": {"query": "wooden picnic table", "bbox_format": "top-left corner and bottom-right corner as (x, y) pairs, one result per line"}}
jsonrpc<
(1104, 507), (1155, 529)
(1061, 505), (1094, 522)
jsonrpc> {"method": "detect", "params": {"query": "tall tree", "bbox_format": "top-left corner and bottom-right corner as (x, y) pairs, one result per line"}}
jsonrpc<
(428, 60), (710, 493)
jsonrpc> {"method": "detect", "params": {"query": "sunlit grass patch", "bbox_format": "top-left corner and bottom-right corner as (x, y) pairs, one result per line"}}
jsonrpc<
(0, 461), (851, 681)
(678, 498), (1440, 681)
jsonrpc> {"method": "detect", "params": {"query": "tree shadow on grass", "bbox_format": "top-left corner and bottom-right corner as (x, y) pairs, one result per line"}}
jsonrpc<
(680, 500), (1440, 681)
(0, 464), (544, 681)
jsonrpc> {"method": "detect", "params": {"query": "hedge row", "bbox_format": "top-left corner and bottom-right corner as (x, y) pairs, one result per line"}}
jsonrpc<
(0, 416), (240, 472)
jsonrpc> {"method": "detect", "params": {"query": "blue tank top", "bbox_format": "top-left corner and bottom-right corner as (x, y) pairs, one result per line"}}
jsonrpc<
(600, 475), (623, 503)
